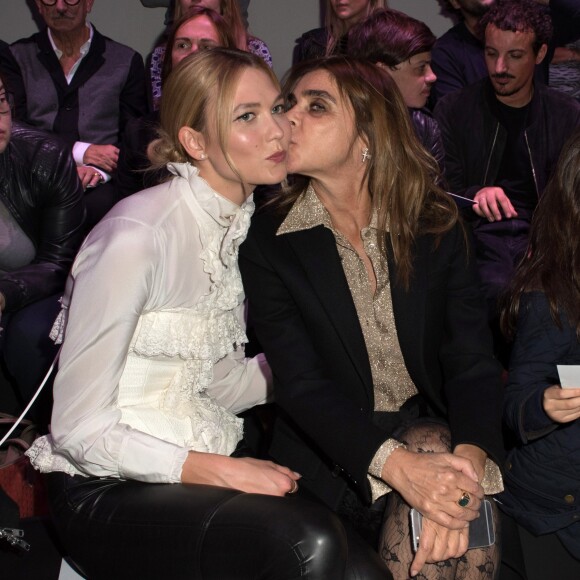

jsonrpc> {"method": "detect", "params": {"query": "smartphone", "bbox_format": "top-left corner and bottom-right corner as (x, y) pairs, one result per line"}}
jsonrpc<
(410, 499), (495, 552)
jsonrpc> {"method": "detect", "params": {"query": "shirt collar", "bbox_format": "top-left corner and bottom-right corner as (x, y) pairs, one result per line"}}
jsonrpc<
(277, 184), (380, 236)
(167, 161), (254, 227)
(47, 22), (93, 61)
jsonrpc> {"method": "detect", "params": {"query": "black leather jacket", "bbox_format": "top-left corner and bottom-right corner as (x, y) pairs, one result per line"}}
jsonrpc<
(411, 108), (445, 171)
(435, 78), (580, 211)
(0, 123), (85, 312)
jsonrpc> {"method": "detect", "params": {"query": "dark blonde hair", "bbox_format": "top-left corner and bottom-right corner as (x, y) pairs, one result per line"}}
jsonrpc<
(149, 48), (280, 190)
(280, 56), (457, 288)
(174, 0), (248, 50)
(325, 0), (387, 55)
(502, 130), (580, 340)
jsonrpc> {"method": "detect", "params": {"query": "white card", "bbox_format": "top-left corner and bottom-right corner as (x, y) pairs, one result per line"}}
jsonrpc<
(557, 365), (580, 388)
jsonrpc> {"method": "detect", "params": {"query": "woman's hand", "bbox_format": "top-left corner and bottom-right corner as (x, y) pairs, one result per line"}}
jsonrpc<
(410, 518), (469, 577)
(181, 451), (301, 496)
(454, 443), (487, 483)
(382, 448), (483, 529)
(543, 385), (580, 423)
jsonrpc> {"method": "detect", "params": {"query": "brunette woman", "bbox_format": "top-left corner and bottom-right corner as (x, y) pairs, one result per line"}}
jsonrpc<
(499, 131), (580, 572)
(240, 57), (504, 579)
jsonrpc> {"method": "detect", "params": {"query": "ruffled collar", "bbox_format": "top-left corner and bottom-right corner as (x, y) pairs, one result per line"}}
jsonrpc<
(167, 162), (254, 227)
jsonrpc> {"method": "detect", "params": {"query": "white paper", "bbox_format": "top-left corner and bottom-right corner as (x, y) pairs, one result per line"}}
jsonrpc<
(557, 365), (580, 388)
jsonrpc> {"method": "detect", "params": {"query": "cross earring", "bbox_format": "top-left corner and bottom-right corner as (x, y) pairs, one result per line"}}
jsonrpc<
(362, 148), (371, 162)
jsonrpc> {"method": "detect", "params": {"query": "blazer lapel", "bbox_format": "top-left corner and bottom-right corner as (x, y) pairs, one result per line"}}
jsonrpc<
(67, 29), (105, 93)
(285, 225), (374, 400)
(388, 237), (446, 414)
(36, 29), (68, 94)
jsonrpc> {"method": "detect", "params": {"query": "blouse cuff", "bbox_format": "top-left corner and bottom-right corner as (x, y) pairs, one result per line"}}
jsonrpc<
(367, 438), (407, 502)
(481, 457), (504, 494)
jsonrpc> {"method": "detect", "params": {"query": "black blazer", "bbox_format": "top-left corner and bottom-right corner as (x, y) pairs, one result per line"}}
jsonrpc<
(239, 206), (504, 509)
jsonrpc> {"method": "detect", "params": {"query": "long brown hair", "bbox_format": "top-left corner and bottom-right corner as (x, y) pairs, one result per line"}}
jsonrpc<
(502, 131), (580, 340)
(279, 56), (457, 288)
(161, 6), (237, 85)
(174, 0), (248, 50)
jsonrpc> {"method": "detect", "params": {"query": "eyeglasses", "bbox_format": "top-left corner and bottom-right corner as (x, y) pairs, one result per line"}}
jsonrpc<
(0, 93), (13, 115)
(39, 0), (82, 6)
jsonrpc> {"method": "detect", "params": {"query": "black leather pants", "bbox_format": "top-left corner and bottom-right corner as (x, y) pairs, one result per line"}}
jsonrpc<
(46, 472), (388, 580)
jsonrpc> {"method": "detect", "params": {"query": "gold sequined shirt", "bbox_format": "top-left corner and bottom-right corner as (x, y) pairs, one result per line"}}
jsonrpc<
(278, 186), (503, 499)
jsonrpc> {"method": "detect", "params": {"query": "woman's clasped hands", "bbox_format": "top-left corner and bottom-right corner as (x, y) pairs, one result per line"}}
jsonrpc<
(383, 447), (485, 576)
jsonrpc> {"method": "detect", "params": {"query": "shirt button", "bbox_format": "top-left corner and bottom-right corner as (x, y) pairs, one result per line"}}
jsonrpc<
(564, 494), (575, 504)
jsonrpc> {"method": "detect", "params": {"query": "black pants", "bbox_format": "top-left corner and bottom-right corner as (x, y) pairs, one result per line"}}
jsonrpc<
(1, 293), (61, 426)
(46, 472), (388, 580)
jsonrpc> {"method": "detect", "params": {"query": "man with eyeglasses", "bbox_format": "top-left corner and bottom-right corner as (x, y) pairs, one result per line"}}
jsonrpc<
(6, 0), (146, 230)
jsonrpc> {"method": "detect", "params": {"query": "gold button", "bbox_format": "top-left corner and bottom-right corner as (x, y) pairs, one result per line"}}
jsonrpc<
(564, 494), (575, 504)
(506, 461), (512, 470)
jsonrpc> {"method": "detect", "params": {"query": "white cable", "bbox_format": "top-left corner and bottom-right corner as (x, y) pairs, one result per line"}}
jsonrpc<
(0, 345), (62, 447)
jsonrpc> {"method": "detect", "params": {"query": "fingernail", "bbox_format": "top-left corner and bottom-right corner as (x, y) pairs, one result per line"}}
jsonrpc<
(410, 569), (417, 577)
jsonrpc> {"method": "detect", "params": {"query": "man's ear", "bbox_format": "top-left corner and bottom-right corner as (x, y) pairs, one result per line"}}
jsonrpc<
(178, 126), (207, 161)
(535, 43), (548, 65)
(448, 0), (461, 10)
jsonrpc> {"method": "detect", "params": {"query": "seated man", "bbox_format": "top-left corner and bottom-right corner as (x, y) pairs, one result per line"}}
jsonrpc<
(0, 70), (85, 425)
(431, 0), (580, 106)
(435, 0), (580, 362)
(6, 0), (146, 230)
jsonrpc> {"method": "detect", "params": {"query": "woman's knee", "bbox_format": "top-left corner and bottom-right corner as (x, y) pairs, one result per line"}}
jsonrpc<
(202, 494), (349, 579)
(398, 420), (451, 454)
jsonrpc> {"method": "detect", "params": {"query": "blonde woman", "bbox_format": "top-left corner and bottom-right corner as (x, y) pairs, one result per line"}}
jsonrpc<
(26, 49), (348, 579)
(295, 0), (387, 62)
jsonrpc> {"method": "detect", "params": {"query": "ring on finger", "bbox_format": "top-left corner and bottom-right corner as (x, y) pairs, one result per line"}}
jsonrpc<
(93, 172), (101, 181)
(457, 490), (471, 508)
(288, 480), (299, 494)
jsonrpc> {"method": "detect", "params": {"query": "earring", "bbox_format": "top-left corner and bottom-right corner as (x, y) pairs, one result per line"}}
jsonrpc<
(199, 153), (207, 160)
(362, 148), (371, 162)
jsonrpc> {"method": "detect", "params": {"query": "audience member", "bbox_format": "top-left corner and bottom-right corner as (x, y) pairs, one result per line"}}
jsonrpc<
(0, 70), (85, 425)
(26, 48), (359, 579)
(6, 0), (147, 230)
(434, 0), (580, 363)
(499, 130), (580, 571)
(148, 0), (270, 110)
(117, 6), (237, 197)
(295, 0), (387, 63)
(348, 8), (444, 169)
(431, 0), (580, 106)
(240, 56), (504, 579)
(430, 0), (494, 106)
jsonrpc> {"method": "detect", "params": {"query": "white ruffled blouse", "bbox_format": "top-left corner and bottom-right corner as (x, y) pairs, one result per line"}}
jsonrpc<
(27, 163), (271, 483)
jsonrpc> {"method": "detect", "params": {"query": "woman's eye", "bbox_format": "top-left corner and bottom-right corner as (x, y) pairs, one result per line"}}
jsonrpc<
(236, 112), (256, 122)
(199, 41), (218, 51)
(174, 41), (190, 51)
(310, 101), (326, 112)
(272, 104), (285, 115)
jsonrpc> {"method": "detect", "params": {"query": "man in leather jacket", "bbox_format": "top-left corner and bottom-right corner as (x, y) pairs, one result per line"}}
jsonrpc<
(0, 72), (85, 423)
(434, 0), (580, 361)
